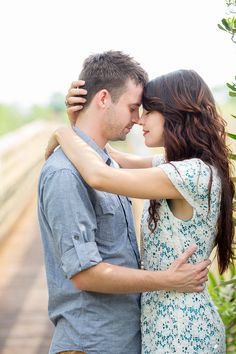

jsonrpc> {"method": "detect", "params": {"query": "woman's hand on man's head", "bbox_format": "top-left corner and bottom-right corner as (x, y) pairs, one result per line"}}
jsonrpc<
(65, 80), (87, 126)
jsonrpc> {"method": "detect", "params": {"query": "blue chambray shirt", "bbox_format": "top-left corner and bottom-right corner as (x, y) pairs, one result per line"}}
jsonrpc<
(38, 128), (141, 354)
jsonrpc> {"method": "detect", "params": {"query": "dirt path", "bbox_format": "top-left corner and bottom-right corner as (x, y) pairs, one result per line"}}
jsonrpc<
(0, 197), (53, 354)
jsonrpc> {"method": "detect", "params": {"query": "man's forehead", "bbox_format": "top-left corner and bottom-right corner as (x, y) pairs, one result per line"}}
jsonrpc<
(122, 79), (143, 102)
(125, 78), (144, 91)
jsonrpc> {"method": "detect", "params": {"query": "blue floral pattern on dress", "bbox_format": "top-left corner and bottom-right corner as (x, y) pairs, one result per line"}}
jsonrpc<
(141, 157), (226, 354)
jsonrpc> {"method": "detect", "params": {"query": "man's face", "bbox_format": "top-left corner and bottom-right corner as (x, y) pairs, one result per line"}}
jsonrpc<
(103, 79), (143, 141)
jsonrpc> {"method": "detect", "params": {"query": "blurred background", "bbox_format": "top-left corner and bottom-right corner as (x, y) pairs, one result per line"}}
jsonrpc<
(0, 0), (236, 353)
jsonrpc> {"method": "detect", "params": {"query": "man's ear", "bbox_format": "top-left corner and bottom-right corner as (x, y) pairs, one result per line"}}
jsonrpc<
(95, 89), (112, 109)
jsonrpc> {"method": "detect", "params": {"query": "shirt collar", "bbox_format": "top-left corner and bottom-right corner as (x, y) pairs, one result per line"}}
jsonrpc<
(73, 126), (111, 165)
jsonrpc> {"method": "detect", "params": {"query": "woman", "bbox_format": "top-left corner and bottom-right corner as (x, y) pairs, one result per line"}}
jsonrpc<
(46, 70), (234, 353)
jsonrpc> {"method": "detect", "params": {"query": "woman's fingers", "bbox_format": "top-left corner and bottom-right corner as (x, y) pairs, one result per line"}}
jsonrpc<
(66, 87), (87, 107)
(65, 80), (87, 125)
(66, 95), (87, 106)
(70, 88), (87, 96)
(67, 105), (84, 113)
(70, 80), (85, 89)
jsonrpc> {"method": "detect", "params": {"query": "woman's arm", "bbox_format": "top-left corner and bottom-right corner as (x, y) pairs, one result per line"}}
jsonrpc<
(46, 127), (182, 200)
(106, 144), (154, 169)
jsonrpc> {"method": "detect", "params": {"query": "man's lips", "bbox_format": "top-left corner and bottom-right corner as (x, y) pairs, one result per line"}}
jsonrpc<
(124, 126), (133, 133)
(143, 130), (149, 136)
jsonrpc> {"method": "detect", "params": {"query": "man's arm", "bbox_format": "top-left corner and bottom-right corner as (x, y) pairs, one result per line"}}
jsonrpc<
(71, 245), (209, 293)
(43, 168), (209, 294)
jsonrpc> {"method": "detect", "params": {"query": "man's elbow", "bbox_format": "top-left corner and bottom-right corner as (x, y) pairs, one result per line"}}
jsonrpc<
(71, 272), (89, 291)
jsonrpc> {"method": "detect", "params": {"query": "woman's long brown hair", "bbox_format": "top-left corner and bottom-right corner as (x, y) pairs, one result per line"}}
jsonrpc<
(142, 69), (235, 274)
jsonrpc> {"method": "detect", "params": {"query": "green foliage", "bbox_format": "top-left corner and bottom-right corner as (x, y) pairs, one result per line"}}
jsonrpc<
(218, 17), (236, 34)
(48, 92), (66, 113)
(228, 133), (236, 140)
(226, 0), (236, 6)
(218, 1), (236, 42)
(216, 3), (236, 351)
(0, 105), (31, 135)
(0, 93), (67, 136)
(227, 78), (236, 97)
(208, 266), (236, 353)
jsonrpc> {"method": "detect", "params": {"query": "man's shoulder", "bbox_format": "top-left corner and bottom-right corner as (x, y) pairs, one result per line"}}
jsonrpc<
(39, 148), (80, 181)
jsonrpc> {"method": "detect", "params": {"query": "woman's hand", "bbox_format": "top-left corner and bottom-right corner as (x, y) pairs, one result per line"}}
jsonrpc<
(105, 143), (153, 169)
(45, 130), (60, 160)
(65, 80), (87, 126)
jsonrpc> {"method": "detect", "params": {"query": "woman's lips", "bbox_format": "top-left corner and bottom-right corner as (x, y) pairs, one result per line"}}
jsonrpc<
(143, 130), (149, 136)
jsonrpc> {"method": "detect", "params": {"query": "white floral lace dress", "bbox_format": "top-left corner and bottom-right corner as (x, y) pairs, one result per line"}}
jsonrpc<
(141, 157), (226, 354)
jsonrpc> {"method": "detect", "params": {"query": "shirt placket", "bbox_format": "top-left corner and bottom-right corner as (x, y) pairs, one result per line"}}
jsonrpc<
(106, 158), (140, 264)
(118, 195), (140, 265)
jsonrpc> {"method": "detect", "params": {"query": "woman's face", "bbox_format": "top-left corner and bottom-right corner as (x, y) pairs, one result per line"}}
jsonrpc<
(139, 109), (165, 147)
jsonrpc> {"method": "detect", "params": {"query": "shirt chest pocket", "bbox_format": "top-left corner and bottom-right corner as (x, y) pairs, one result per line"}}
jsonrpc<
(95, 195), (125, 242)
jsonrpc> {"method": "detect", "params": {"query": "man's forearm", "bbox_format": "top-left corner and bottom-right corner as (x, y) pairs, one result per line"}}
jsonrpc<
(72, 262), (170, 293)
(72, 247), (210, 294)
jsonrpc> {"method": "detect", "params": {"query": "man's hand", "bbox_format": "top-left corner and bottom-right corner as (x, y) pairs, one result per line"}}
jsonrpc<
(65, 80), (87, 126)
(166, 245), (211, 292)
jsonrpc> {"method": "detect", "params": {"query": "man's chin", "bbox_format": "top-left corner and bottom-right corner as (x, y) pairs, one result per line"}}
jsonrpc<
(110, 135), (126, 142)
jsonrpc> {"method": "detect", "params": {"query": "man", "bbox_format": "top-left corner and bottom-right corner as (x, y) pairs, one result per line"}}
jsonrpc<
(38, 51), (210, 354)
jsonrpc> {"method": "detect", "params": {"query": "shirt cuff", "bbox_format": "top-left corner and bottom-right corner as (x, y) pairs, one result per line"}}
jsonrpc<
(61, 241), (102, 279)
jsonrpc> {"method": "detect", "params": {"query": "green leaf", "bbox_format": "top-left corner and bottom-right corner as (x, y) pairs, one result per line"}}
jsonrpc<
(231, 114), (236, 119)
(220, 278), (236, 286)
(208, 271), (218, 287)
(218, 24), (227, 31)
(230, 266), (236, 277)
(228, 133), (236, 140)
(227, 83), (236, 91)
(229, 92), (236, 97)
(231, 153), (236, 160)
(222, 18), (231, 31)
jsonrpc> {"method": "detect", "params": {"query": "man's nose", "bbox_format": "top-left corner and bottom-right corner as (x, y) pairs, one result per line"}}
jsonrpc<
(131, 113), (141, 124)
(131, 113), (140, 124)
(137, 115), (144, 125)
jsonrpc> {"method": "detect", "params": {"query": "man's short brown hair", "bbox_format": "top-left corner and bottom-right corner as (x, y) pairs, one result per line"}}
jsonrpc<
(79, 51), (148, 108)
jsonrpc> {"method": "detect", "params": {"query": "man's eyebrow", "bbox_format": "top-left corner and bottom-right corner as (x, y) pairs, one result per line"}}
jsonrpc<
(130, 103), (141, 107)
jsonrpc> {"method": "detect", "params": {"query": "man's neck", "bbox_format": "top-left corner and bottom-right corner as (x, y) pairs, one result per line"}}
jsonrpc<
(74, 113), (107, 149)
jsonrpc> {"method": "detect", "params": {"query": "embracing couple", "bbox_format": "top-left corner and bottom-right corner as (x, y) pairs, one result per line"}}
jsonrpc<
(38, 51), (234, 354)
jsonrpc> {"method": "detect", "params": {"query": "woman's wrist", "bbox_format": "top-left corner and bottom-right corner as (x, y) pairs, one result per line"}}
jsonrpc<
(55, 126), (70, 143)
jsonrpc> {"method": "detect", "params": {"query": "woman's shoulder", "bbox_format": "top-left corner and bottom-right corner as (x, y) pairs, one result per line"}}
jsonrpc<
(158, 158), (221, 213)
(159, 158), (220, 191)
(166, 158), (216, 177)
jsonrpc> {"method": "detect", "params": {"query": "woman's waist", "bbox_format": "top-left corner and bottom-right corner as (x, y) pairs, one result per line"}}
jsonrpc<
(142, 287), (211, 303)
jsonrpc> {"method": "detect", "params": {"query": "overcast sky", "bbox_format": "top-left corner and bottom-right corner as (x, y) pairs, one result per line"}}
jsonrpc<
(0, 0), (235, 107)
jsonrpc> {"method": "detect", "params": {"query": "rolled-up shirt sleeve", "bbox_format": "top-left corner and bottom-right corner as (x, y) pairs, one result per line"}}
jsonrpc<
(42, 168), (102, 279)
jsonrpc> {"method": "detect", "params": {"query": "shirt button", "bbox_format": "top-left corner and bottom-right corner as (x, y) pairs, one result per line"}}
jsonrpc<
(74, 235), (80, 240)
